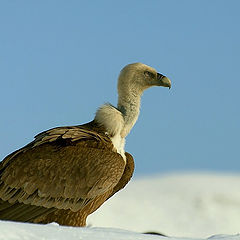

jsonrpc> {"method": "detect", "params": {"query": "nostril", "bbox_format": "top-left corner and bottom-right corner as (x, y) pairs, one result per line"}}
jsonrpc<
(157, 73), (165, 80)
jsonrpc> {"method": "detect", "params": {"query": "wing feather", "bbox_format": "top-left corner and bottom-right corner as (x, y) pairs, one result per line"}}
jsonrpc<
(0, 125), (125, 218)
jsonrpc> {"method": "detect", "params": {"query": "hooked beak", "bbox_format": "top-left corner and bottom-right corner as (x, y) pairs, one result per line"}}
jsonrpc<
(157, 73), (171, 89)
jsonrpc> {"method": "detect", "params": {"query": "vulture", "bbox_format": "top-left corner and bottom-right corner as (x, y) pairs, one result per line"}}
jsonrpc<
(0, 63), (171, 227)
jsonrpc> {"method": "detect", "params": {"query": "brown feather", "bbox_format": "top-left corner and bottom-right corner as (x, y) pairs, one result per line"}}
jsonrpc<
(0, 121), (134, 226)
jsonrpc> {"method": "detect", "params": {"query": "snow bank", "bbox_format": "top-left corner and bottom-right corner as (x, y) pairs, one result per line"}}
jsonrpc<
(89, 173), (240, 238)
(0, 220), (239, 240)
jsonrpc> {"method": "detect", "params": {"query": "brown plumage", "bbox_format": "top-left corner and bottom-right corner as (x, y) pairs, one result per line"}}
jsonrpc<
(0, 63), (171, 226)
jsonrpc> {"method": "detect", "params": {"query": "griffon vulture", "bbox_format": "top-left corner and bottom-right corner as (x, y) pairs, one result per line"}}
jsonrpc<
(0, 63), (171, 226)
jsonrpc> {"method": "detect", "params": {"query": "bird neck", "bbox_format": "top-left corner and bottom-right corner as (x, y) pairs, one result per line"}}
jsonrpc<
(94, 90), (142, 161)
(117, 90), (142, 138)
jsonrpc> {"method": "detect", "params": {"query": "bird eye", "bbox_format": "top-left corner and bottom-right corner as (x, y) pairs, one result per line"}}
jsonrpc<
(144, 71), (155, 79)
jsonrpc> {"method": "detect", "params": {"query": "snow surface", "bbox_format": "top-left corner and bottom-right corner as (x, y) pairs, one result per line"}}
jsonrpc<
(0, 221), (239, 240)
(0, 173), (240, 240)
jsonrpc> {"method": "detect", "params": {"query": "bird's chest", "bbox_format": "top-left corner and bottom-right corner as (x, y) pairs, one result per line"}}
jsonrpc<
(110, 134), (126, 163)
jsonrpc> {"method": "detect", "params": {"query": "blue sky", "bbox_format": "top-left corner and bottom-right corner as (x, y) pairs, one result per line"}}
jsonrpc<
(0, 0), (239, 176)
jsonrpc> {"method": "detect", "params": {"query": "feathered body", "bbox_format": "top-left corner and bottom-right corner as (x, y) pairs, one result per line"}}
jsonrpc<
(0, 63), (171, 226)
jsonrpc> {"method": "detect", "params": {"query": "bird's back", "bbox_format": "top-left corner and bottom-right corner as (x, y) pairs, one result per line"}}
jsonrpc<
(0, 122), (134, 226)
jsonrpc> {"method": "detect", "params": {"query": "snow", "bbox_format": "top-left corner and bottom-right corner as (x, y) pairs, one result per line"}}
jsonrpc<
(0, 173), (240, 240)
(89, 173), (240, 238)
(0, 221), (164, 240)
(0, 221), (239, 240)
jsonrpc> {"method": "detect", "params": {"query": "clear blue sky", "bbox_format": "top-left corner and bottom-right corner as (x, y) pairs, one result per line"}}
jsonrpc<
(1, 1), (239, 176)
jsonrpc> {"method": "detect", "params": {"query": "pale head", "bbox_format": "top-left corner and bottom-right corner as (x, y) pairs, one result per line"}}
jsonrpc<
(117, 62), (171, 96)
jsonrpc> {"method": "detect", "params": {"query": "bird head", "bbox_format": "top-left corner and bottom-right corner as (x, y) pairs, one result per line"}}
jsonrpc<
(117, 63), (171, 95)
